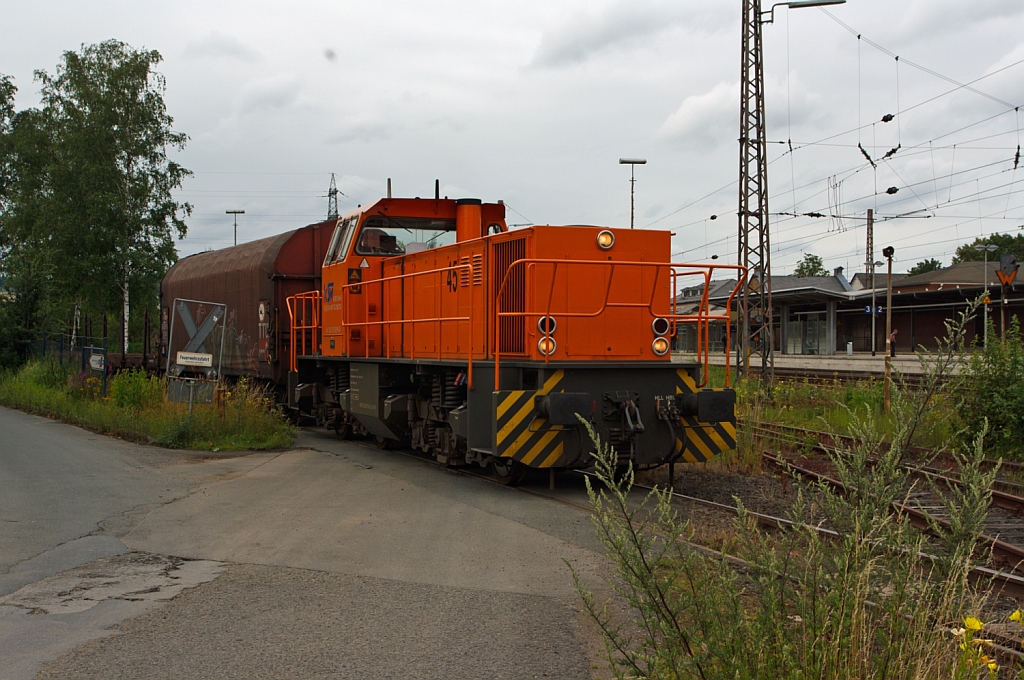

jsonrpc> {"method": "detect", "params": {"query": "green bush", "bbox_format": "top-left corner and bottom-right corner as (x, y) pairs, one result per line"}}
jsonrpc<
(110, 369), (164, 410)
(0, 361), (293, 451)
(957, 316), (1024, 458)
(19, 356), (72, 389)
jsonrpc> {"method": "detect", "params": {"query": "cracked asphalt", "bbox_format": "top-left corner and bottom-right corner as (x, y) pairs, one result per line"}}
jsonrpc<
(0, 406), (608, 679)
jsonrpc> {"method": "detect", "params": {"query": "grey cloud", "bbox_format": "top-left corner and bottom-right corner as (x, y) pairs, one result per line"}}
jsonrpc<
(531, 0), (732, 67)
(895, 0), (1024, 40)
(644, 203), (664, 218)
(183, 33), (262, 64)
(658, 82), (737, 150)
(239, 80), (301, 113)
(327, 121), (394, 144)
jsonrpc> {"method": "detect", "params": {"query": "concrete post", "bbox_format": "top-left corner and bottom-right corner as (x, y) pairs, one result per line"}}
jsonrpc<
(826, 302), (837, 355)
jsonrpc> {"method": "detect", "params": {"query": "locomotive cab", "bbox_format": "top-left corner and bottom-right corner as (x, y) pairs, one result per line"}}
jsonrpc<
(287, 196), (743, 484)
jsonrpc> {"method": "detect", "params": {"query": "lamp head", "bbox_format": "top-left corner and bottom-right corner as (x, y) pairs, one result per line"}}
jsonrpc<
(619, 158), (647, 165)
(785, 0), (846, 7)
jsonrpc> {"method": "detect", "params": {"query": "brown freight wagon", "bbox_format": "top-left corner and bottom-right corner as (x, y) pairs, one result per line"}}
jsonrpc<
(159, 219), (338, 387)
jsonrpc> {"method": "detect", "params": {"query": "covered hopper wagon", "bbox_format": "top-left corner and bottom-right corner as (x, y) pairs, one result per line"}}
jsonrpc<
(159, 218), (338, 386)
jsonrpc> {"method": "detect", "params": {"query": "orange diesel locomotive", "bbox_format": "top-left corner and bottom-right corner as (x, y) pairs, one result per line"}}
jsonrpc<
(286, 196), (744, 484)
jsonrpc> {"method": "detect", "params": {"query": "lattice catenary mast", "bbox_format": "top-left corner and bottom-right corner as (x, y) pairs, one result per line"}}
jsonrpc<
(327, 173), (339, 220)
(736, 0), (774, 382)
(735, 0), (845, 381)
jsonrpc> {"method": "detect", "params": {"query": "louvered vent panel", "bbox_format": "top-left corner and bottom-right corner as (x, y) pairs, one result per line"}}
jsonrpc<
(492, 238), (527, 354)
(472, 254), (483, 286)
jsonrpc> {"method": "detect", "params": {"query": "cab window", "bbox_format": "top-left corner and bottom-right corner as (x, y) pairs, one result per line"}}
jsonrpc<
(355, 216), (457, 256)
(324, 215), (358, 265)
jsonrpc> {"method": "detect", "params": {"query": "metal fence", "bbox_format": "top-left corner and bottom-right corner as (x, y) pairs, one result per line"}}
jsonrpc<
(38, 332), (109, 396)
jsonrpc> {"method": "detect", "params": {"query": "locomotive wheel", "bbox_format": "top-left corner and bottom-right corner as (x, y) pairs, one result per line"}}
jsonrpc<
(335, 421), (352, 440)
(491, 457), (526, 486)
(374, 435), (393, 450)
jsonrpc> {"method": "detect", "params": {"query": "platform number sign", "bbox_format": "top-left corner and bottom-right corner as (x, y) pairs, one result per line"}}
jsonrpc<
(865, 305), (883, 315)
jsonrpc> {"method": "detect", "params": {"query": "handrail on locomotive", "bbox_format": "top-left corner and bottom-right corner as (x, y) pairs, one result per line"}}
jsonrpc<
(491, 259), (747, 389)
(288, 257), (746, 390)
(286, 291), (322, 373)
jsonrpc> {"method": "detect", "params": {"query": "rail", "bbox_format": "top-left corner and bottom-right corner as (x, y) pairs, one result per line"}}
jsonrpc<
(286, 291), (322, 372)
(492, 259), (747, 390)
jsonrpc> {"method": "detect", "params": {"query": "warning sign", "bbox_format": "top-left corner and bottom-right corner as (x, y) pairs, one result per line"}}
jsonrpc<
(177, 351), (213, 367)
(348, 268), (362, 294)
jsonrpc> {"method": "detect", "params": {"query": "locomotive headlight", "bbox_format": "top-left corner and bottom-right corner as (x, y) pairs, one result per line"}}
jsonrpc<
(651, 317), (670, 337)
(537, 316), (557, 334)
(596, 230), (615, 250)
(538, 336), (557, 356)
(652, 337), (670, 356)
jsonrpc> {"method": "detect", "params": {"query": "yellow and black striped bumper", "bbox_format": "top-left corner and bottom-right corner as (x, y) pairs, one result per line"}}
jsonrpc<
(674, 369), (737, 462)
(493, 370), (568, 468)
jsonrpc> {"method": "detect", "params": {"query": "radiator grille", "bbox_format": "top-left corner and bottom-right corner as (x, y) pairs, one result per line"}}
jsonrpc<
(472, 254), (483, 286)
(493, 238), (527, 354)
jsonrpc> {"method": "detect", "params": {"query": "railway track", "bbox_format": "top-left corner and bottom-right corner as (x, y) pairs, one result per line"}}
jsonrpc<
(745, 419), (1024, 496)
(763, 450), (1024, 576)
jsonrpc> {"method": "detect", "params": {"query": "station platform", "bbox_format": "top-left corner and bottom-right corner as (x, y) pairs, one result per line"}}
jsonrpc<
(672, 351), (934, 377)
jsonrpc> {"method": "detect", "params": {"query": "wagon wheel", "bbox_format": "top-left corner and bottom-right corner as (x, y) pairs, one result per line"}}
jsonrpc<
(335, 420), (352, 440)
(492, 457), (526, 486)
(374, 435), (393, 450)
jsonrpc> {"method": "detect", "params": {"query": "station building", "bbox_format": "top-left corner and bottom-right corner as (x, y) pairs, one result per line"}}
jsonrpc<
(676, 261), (1024, 356)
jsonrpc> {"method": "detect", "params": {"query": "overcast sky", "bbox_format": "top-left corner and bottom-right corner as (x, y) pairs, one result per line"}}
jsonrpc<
(3, 0), (1023, 274)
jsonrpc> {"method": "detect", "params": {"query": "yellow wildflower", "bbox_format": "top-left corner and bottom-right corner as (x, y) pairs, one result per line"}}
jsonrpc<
(1011, 609), (1023, 622)
(988, 661), (998, 672)
(964, 616), (984, 631)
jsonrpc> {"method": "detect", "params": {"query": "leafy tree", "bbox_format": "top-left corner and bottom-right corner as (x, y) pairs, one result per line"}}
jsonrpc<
(0, 42), (191, 361)
(957, 316), (1024, 457)
(908, 257), (943, 277)
(36, 40), (191, 353)
(952, 233), (1024, 264)
(793, 252), (828, 277)
(0, 75), (56, 366)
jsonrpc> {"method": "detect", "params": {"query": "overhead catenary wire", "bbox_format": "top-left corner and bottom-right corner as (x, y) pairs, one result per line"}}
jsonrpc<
(819, 8), (1016, 110)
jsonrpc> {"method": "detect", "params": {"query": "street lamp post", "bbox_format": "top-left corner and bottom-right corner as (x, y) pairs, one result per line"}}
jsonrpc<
(882, 246), (894, 413)
(226, 210), (245, 246)
(619, 159), (646, 229)
(974, 244), (998, 347)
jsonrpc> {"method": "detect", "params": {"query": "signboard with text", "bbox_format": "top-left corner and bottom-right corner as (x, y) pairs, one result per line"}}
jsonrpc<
(176, 351), (213, 367)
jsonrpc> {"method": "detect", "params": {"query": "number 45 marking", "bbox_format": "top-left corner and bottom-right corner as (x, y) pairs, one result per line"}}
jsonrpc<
(446, 260), (459, 292)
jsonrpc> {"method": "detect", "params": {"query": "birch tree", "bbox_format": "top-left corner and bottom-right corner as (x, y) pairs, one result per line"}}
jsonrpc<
(35, 40), (190, 352)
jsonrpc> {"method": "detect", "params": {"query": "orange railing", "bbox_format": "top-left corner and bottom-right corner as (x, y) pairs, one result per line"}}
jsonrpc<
(289, 259), (746, 393)
(286, 266), (478, 387)
(286, 291), (322, 372)
(339, 263), (478, 390)
(492, 260), (747, 390)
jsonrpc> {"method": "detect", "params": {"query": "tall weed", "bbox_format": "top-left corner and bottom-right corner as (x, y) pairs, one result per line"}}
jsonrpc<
(0, 361), (293, 451)
(573, 295), (1003, 678)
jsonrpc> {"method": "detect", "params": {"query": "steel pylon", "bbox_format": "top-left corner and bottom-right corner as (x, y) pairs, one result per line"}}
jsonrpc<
(736, 0), (774, 383)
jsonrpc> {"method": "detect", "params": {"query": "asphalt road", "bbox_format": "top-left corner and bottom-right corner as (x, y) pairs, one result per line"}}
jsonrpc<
(0, 407), (609, 679)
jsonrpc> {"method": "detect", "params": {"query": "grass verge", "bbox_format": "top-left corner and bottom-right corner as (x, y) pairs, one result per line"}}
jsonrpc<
(0, 360), (294, 451)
